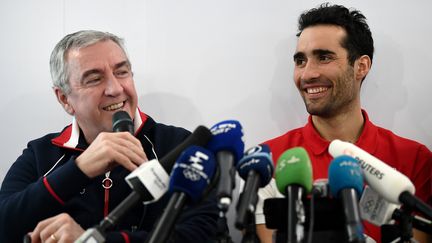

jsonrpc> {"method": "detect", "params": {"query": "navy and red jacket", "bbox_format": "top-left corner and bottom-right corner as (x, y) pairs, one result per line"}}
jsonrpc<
(0, 110), (219, 243)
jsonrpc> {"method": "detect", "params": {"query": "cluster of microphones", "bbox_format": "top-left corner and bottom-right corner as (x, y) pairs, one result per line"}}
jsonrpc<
(262, 142), (432, 243)
(31, 111), (431, 243)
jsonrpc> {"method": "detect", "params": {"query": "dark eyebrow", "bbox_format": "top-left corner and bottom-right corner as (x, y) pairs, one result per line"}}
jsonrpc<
(312, 49), (336, 57)
(293, 52), (305, 61)
(293, 49), (336, 62)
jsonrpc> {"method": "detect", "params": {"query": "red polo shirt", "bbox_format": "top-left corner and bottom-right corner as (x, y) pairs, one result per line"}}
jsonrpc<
(264, 110), (432, 242)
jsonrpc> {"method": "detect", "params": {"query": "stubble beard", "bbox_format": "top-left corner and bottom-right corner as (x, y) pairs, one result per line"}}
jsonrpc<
(302, 66), (357, 118)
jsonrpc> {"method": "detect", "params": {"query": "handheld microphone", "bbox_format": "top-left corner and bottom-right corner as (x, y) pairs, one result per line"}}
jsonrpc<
(275, 147), (312, 243)
(207, 120), (244, 212)
(145, 146), (217, 243)
(112, 110), (134, 134)
(328, 155), (365, 243)
(235, 144), (274, 230)
(75, 112), (213, 243)
(329, 140), (432, 219)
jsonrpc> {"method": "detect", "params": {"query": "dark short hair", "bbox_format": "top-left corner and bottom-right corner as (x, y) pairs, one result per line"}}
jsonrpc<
(297, 3), (374, 66)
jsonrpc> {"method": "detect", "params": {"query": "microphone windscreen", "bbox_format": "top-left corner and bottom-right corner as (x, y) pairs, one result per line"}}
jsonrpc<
(328, 155), (364, 198)
(274, 147), (313, 194)
(112, 110), (134, 133)
(236, 152), (274, 187)
(207, 120), (244, 163)
(328, 139), (415, 204)
(169, 145), (216, 203)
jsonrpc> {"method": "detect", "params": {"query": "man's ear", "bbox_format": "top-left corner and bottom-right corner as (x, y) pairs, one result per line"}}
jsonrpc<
(53, 87), (74, 115)
(355, 55), (372, 81)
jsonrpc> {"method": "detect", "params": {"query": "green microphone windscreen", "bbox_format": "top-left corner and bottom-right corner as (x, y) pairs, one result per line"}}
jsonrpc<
(275, 147), (313, 194)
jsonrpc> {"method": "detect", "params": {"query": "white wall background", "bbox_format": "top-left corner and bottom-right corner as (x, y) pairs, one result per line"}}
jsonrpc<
(1, 0), (431, 241)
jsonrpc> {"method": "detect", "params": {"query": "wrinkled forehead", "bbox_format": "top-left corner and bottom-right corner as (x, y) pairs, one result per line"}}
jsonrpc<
(66, 40), (130, 80)
(66, 40), (127, 61)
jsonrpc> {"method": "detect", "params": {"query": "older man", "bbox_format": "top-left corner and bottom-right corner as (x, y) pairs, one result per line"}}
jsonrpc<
(0, 30), (219, 243)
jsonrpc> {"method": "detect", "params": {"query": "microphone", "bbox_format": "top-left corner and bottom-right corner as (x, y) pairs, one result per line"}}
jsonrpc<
(207, 120), (244, 211)
(329, 140), (432, 219)
(311, 179), (329, 198)
(145, 146), (217, 243)
(359, 185), (432, 234)
(275, 147), (312, 243)
(75, 112), (213, 243)
(235, 144), (274, 230)
(112, 110), (134, 133)
(328, 155), (365, 243)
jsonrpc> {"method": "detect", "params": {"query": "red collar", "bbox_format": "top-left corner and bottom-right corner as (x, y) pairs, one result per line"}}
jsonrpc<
(51, 108), (148, 150)
(302, 109), (378, 156)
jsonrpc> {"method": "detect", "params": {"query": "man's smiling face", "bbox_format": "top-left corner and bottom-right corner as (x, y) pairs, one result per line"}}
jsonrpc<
(58, 40), (138, 143)
(293, 25), (360, 117)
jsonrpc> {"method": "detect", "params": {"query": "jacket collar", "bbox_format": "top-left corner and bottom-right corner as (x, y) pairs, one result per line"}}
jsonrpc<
(302, 109), (378, 156)
(51, 108), (148, 151)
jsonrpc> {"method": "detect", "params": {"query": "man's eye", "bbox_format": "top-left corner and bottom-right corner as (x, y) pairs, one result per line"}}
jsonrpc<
(319, 55), (332, 62)
(115, 70), (130, 77)
(294, 58), (306, 66)
(85, 77), (101, 85)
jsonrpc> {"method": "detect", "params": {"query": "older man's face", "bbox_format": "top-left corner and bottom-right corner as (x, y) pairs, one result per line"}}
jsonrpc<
(59, 40), (138, 143)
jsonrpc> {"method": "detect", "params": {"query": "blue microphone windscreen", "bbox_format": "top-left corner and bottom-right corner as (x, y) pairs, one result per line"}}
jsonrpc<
(169, 145), (216, 203)
(207, 120), (244, 163)
(236, 152), (274, 187)
(328, 155), (364, 198)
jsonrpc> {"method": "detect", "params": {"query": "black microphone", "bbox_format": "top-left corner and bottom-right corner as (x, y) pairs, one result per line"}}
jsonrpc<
(207, 120), (244, 212)
(328, 155), (365, 243)
(235, 144), (274, 230)
(76, 111), (213, 243)
(112, 110), (134, 134)
(145, 146), (217, 243)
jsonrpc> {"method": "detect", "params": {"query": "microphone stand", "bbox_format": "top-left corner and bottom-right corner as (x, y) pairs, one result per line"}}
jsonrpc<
(397, 208), (417, 243)
(241, 210), (259, 243)
(393, 209), (432, 234)
(382, 208), (418, 243)
(214, 212), (234, 243)
(286, 186), (305, 243)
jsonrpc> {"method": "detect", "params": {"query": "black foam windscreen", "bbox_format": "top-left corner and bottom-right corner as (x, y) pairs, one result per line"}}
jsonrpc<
(264, 197), (345, 231)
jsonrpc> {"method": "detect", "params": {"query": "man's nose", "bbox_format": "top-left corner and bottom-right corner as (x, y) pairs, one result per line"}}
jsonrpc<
(300, 61), (320, 81)
(105, 74), (123, 96)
